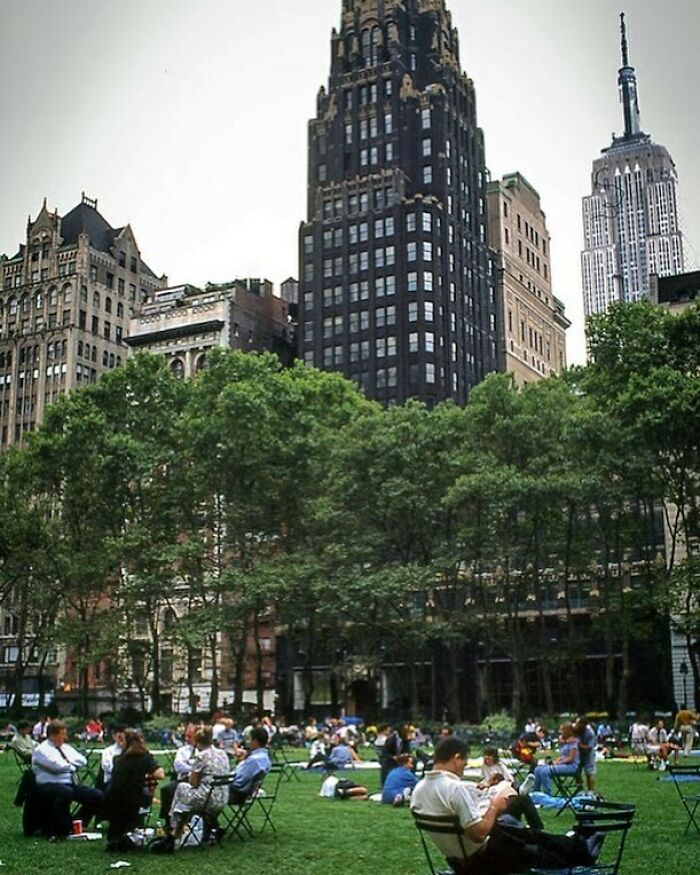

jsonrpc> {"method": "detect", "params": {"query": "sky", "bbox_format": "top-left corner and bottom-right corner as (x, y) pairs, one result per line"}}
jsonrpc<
(1, 0), (698, 365)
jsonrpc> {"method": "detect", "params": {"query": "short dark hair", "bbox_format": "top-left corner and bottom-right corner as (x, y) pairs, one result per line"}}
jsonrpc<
(47, 720), (65, 738)
(18, 721), (32, 732)
(112, 724), (127, 734)
(433, 736), (469, 764)
(250, 727), (269, 748)
(483, 746), (500, 761)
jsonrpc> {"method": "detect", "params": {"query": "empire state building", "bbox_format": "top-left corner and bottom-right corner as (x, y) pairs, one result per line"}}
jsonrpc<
(298, 0), (499, 405)
(581, 14), (685, 318)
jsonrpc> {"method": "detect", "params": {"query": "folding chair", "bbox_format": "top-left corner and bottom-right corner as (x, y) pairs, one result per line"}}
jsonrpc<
(668, 765), (700, 836)
(271, 745), (301, 782)
(76, 748), (101, 787)
(216, 773), (265, 842)
(254, 763), (284, 835)
(531, 801), (636, 875)
(550, 766), (583, 817)
(411, 810), (469, 875)
(12, 748), (32, 775)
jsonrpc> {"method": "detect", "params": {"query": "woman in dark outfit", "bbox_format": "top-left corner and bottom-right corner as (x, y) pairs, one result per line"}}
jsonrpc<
(103, 729), (165, 848)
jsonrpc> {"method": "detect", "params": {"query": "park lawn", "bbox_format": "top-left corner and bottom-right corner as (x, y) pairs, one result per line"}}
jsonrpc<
(0, 752), (696, 874)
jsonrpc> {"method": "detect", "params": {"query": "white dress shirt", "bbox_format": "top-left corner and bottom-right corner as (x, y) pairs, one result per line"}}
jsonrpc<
(101, 742), (124, 784)
(173, 743), (195, 778)
(32, 739), (87, 786)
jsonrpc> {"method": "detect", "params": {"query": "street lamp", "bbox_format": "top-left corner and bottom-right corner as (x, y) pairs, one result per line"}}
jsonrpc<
(679, 661), (688, 708)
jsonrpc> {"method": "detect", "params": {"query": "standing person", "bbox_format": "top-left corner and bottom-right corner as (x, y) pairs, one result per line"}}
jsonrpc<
(574, 715), (597, 792)
(410, 737), (602, 875)
(532, 722), (580, 796)
(32, 716), (50, 742)
(674, 708), (698, 757)
(379, 724), (400, 787)
(31, 720), (104, 837)
(101, 725), (127, 787)
(103, 729), (164, 848)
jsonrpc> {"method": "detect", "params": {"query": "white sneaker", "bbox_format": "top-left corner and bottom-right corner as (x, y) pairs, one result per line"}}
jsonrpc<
(519, 772), (536, 796)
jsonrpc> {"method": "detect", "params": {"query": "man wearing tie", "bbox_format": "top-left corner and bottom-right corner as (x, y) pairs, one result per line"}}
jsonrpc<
(31, 720), (104, 838)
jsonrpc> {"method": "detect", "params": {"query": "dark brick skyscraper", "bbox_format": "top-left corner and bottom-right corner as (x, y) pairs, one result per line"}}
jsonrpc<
(299, 0), (498, 405)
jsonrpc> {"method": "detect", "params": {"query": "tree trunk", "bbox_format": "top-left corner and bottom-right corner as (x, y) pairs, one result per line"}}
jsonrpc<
(445, 645), (462, 723)
(209, 634), (219, 712)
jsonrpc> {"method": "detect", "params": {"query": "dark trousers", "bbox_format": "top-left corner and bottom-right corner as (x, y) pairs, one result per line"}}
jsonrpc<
(40, 782), (104, 836)
(505, 794), (544, 830)
(449, 822), (593, 875)
(159, 780), (178, 821)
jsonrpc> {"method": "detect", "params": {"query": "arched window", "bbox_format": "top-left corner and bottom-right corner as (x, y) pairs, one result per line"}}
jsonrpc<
(21, 295), (30, 313)
(371, 26), (381, 64)
(80, 285), (88, 303)
(116, 356), (121, 368)
(163, 608), (177, 632)
(93, 291), (100, 309)
(361, 29), (370, 63)
(46, 342), (54, 361)
(9, 298), (17, 316)
(170, 358), (185, 380)
(62, 284), (72, 305)
(195, 353), (207, 374)
(105, 297), (112, 314)
(35, 291), (43, 310)
(48, 287), (58, 307)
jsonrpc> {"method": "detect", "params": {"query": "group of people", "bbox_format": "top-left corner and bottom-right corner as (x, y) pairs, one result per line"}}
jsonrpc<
(12, 714), (272, 851)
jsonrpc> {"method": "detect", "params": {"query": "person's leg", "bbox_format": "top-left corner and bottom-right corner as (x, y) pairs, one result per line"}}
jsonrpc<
(584, 757), (596, 791)
(71, 785), (104, 828)
(532, 763), (551, 794)
(159, 781), (178, 821)
(683, 726), (693, 756)
(505, 794), (544, 830)
(480, 822), (595, 873)
(45, 784), (73, 837)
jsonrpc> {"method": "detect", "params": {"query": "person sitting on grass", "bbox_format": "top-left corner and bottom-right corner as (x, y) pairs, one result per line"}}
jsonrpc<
(103, 729), (164, 850)
(532, 722), (579, 796)
(306, 731), (332, 768)
(326, 734), (362, 769)
(410, 736), (603, 875)
(381, 753), (418, 805)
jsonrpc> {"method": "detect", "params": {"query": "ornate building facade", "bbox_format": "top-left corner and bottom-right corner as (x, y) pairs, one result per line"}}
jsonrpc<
(581, 15), (684, 318)
(487, 173), (569, 384)
(299, 0), (499, 405)
(0, 194), (165, 448)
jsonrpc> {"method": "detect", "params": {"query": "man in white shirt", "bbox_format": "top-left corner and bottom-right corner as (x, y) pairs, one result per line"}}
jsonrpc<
(410, 737), (601, 875)
(31, 720), (103, 837)
(32, 717), (50, 742)
(100, 725), (127, 786)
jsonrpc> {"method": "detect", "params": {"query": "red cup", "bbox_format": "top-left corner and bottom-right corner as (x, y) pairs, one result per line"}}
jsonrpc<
(72, 819), (83, 835)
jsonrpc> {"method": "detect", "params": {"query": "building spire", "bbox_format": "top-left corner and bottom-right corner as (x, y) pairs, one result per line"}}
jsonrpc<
(617, 12), (642, 139)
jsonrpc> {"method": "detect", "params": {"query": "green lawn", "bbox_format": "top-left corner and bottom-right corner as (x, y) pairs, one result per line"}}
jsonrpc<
(0, 751), (697, 874)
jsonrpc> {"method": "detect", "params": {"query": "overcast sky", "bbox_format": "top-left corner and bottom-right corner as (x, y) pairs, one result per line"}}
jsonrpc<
(1, 0), (698, 364)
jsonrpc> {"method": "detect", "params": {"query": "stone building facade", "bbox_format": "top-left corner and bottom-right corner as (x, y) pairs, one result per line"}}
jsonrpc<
(0, 194), (165, 448)
(299, 0), (499, 405)
(486, 173), (569, 384)
(127, 278), (296, 374)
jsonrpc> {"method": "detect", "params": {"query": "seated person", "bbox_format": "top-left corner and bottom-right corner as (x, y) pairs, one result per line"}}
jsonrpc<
(228, 726), (271, 804)
(381, 753), (418, 805)
(629, 719), (650, 755)
(472, 749), (543, 831)
(306, 732), (331, 768)
(31, 720), (104, 837)
(84, 717), (104, 743)
(477, 747), (515, 789)
(158, 722), (201, 822)
(410, 737), (602, 875)
(9, 721), (37, 764)
(160, 728), (230, 852)
(647, 719), (680, 767)
(102, 729), (164, 848)
(532, 722), (579, 796)
(101, 725), (127, 787)
(326, 735), (361, 769)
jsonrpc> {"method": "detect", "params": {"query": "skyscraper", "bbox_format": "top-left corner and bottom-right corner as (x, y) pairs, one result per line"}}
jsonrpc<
(299, 0), (499, 405)
(581, 14), (684, 318)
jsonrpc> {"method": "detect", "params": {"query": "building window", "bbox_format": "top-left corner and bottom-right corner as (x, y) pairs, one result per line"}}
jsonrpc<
(426, 362), (436, 384)
(423, 165), (433, 185)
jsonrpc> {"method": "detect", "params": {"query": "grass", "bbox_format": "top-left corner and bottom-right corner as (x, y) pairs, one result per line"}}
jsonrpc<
(0, 750), (697, 874)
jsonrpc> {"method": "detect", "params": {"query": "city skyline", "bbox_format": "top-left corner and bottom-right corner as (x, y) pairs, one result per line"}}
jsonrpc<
(1, 0), (698, 365)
